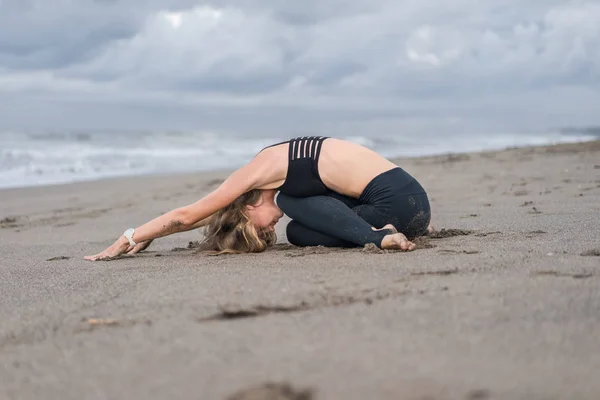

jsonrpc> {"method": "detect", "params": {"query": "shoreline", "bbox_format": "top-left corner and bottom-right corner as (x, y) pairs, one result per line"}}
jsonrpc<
(2, 137), (599, 193)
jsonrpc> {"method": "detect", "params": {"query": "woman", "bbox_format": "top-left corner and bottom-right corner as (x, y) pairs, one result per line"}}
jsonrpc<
(84, 136), (431, 261)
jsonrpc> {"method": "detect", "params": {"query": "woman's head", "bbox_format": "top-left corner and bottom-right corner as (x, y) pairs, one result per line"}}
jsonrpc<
(201, 189), (283, 254)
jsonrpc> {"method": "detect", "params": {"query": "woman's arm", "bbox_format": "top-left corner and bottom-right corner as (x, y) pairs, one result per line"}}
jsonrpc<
(123, 214), (212, 255)
(84, 154), (273, 261)
(189, 215), (212, 230)
(130, 159), (270, 243)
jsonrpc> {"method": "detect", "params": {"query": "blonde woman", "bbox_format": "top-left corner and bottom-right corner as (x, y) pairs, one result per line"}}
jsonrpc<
(84, 136), (432, 260)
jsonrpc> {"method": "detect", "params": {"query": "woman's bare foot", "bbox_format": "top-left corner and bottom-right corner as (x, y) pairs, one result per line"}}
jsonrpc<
(426, 223), (435, 235)
(380, 232), (416, 251)
(372, 223), (398, 233)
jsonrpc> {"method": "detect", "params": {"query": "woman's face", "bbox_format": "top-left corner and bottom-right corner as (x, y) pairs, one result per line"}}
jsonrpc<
(246, 190), (284, 232)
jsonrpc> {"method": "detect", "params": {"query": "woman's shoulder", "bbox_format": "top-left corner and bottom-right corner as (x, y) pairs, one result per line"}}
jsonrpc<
(260, 139), (290, 152)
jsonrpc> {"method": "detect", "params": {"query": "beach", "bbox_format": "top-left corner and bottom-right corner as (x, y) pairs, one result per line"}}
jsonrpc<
(1, 140), (599, 399)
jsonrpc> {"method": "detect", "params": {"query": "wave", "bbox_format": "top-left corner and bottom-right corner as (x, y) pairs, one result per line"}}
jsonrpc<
(0, 130), (596, 189)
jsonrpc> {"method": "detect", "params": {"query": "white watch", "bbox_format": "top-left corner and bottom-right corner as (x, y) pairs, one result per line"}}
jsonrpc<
(123, 228), (137, 246)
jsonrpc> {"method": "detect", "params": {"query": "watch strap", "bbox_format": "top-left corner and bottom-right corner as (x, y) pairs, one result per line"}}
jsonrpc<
(123, 228), (136, 246)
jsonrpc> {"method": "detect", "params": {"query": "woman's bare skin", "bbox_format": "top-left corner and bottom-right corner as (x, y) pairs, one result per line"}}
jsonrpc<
(426, 223), (436, 235)
(257, 138), (399, 198)
(373, 223), (417, 251)
(131, 220), (427, 255)
(125, 240), (153, 254)
(85, 137), (430, 260)
(123, 215), (213, 254)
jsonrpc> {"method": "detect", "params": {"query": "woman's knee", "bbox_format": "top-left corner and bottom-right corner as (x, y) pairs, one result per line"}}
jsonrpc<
(275, 192), (296, 213)
(285, 220), (304, 246)
(276, 193), (323, 218)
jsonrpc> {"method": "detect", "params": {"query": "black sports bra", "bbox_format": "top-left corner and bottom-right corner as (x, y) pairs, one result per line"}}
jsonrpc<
(260, 136), (330, 197)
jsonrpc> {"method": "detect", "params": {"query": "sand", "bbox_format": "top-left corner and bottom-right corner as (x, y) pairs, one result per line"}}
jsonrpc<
(1, 141), (599, 400)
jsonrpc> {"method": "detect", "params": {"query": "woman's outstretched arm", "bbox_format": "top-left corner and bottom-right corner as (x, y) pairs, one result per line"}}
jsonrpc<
(122, 214), (213, 255)
(84, 155), (273, 261)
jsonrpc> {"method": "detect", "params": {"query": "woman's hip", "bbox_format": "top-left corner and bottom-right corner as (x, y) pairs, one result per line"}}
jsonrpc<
(358, 167), (430, 237)
(359, 167), (427, 205)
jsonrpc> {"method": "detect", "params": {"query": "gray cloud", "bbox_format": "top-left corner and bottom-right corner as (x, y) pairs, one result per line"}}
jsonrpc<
(1, 0), (599, 132)
(0, 1), (137, 69)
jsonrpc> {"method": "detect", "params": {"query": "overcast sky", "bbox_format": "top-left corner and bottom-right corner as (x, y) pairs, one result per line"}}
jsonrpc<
(0, 0), (599, 136)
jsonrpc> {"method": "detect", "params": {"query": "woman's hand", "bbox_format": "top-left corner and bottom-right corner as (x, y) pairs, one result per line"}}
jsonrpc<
(126, 239), (154, 254)
(84, 236), (131, 261)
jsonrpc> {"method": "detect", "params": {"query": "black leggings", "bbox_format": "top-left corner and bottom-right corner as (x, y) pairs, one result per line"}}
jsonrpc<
(276, 167), (431, 248)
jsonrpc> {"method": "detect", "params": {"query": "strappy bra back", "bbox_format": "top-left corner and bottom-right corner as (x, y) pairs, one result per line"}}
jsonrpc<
(260, 136), (330, 197)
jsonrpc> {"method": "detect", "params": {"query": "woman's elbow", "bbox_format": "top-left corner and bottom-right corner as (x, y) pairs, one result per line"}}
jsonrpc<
(173, 207), (196, 227)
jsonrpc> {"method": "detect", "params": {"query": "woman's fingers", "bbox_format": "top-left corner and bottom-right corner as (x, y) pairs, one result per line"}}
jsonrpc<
(84, 238), (130, 261)
(84, 239), (153, 260)
(84, 252), (109, 261)
(126, 239), (153, 254)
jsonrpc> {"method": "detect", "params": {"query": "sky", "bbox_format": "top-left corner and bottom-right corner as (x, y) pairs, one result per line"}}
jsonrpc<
(0, 0), (599, 136)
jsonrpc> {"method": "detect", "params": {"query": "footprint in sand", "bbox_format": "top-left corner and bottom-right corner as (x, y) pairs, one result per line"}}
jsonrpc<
(46, 256), (70, 261)
(411, 268), (459, 276)
(475, 231), (502, 237)
(460, 214), (479, 219)
(466, 388), (491, 400)
(513, 189), (530, 197)
(525, 230), (547, 238)
(437, 249), (480, 255)
(533, 271), (593, 279)
(427, 229), (473, 238)
(227, 382), (314, 400)
(581, 249), (600, 257)
(1, 216), (22, 229)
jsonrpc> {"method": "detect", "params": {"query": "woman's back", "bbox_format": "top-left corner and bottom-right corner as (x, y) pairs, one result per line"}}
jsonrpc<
(258, 137), (397, 198)
(318, 138), (398, 197)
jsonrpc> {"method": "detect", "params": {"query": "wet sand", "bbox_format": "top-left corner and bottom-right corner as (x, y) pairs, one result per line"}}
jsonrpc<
(1, 140), (599, 400)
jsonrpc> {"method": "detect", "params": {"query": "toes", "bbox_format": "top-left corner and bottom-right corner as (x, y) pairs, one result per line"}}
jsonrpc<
(399, 239), (416, 251)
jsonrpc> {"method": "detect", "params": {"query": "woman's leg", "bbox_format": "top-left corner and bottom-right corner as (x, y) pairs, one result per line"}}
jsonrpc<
(286, 220), (356, 248)
(277, 193), (391, 248)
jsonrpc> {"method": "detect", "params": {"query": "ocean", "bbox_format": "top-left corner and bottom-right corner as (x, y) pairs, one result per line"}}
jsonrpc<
(0, 130), (597, 190)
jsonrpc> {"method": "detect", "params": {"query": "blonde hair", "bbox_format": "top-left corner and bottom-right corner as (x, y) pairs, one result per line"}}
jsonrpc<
(200, 189), (277, 254)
